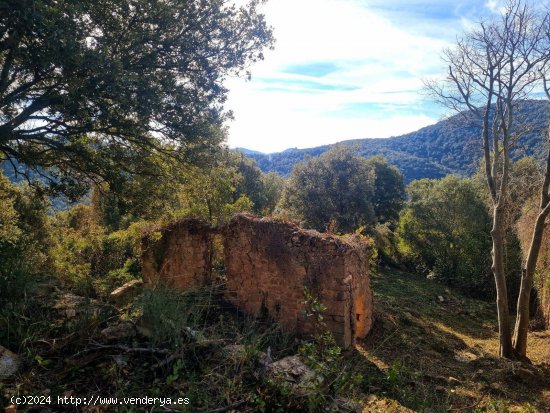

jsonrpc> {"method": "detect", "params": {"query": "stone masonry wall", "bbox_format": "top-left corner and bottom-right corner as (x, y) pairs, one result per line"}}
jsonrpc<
(140, 214), (373, 348)
(141, 218), (215, 290)
(223, 214), (373, 348)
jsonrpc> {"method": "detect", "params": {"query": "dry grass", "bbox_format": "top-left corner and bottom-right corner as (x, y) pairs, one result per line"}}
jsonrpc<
(355, 268), (550, 413)
(2, 268), (548, 412)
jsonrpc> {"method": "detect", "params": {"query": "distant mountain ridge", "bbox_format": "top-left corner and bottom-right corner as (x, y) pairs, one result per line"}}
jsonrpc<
(239, 100), (550, 183)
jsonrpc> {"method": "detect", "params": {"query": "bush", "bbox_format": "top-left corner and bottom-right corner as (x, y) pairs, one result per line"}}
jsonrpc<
(397, 176), (493, 298)
(49, 205), (145, 297)
(0, 174), (50, 302)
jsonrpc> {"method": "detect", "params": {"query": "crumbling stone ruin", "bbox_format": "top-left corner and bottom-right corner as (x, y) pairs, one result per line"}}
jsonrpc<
(141, 218), (216, 290)
(141, 214), (373, 348)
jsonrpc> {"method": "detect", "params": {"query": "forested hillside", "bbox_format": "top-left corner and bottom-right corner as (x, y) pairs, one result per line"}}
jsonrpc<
(242, 100), (550, 182)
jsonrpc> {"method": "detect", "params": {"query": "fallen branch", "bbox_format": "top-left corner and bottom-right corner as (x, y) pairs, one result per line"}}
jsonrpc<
(70, 343), (171, 359)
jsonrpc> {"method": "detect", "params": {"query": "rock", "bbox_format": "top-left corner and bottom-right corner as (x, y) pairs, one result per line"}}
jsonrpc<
(330, 397), (362, 412)
(223, 344), (247, 359)
(109, 279), (143, 304)
(367, 394), (377, 403)
(53, 293), (113, 320)
(0, 345), (19, 379)
(5, 405), (17, 413)
(454, 350), (477, 363)
(268, 355), (321, 393)
(100, 322), (136, 342)
(223, 344), (269, 366)
(53, 293), (87, 318)
(438, 296), (445, 302)
(514, 367), (537, 384)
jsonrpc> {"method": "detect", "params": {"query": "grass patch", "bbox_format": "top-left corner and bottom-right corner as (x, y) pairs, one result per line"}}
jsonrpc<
(2, 268), (549, 412)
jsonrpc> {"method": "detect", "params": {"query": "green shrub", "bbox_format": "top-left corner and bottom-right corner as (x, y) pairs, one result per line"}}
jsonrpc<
(397, 176), (493, 298)
(138, 286), (217, 347)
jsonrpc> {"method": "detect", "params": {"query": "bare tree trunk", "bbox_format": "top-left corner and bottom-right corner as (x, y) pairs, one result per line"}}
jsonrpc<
(513, 211), (547, 357)
(492, 205), (515, 358)
(513, 140), (550, 358)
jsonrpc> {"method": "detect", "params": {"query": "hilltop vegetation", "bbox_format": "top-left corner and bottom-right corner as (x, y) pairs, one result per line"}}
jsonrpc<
(242, 100), (550, 183)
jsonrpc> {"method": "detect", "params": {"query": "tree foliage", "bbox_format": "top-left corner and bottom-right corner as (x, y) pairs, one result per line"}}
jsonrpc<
(365, 155), (405, 226)
(281, 147), (405, 233)
(0, 172), (50, 300)
(90, 151), (281, 229)
(0, 0), (273, 197)
(234, 154), (285, 215)
(397, 176), (493, 297)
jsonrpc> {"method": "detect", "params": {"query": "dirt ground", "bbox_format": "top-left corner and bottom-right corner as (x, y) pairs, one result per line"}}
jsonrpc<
(355, 268), (550, 413)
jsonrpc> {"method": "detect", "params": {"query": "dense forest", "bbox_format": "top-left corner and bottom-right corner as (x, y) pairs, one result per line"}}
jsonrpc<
(1, 0), (550, 412)
(242, 100), (550, 183)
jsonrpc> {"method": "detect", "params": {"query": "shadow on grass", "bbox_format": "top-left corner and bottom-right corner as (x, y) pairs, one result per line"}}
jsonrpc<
(357, 268), (550, 412)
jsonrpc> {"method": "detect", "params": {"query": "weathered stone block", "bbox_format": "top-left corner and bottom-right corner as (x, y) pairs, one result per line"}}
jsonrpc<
(223, 214), (373, 348)
(141, 218), (216, 290)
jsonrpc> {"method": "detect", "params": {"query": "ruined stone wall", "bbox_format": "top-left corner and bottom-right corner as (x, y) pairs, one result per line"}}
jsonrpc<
(140, 214), (373, 348)
(141, 218), (215, 290)
(223, 214), (373, 348)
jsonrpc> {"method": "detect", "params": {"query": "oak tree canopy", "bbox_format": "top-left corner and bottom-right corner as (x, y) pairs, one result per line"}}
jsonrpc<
(0, 0), (273, 197)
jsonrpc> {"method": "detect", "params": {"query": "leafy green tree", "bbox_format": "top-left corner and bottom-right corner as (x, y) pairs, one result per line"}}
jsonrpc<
(397, 176), (493, 297)
(0, 172), (50, 300)
(365, 156), (405, 226)
(233, 154), (266, 214)
(425, 0), (550, 358)
(281, 146), (375, 233)
(177, 161), (253, 225)
(233, 154), (285, 215)
(260, 171), (285, 215)
(0, 171), (20, 243)
(0, 0), (273, 197)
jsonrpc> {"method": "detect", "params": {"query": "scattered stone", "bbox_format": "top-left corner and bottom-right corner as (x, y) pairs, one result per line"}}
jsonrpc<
(223, 344), (269, 366)
(454, 350), (477, 363)
(100, 322), (136, 342)
(514, 367), (537, 384)
(223, 344), (247, 359)
(330, 397), (362, 412)
(367, 394), (377, 403)
(0, 345), (19, 379)
(268, 355), (321, 393)
(53, 293), (87, 318)
(53, 293), (113, 320)
(109, 279), (143, 304)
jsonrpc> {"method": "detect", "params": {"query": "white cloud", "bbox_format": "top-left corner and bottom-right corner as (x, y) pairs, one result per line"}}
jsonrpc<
(224, 0), (483, 153)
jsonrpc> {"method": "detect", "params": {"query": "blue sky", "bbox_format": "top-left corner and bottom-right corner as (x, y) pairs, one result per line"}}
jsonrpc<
(225, 0), (507, 153)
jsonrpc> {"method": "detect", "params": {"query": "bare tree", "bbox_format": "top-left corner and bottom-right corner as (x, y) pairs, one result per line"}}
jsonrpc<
(426, 0), (550, 359)
(512, 72), (550, 357)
